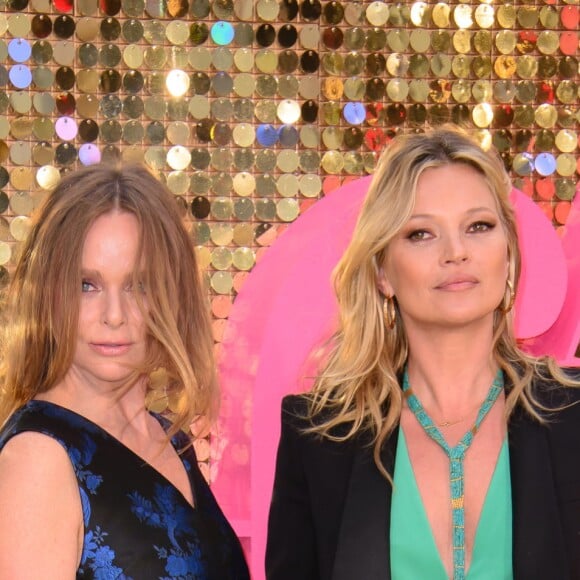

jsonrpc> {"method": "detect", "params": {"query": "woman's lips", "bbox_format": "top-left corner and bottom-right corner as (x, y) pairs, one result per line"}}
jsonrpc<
(90, 343), (132, 356)
(435, 278), (479, 291)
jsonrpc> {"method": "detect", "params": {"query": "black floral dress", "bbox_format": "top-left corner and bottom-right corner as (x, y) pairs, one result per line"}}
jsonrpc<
(0, 400), (250, 580)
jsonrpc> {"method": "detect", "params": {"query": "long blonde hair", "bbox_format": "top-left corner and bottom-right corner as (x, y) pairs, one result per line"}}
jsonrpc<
(0, 163), (217, 436)
(306, 126), (575, 479)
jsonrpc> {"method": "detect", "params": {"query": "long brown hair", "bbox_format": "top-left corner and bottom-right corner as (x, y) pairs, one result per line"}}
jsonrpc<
(305, 125), (576, 479)
(0, 163), (217, 436)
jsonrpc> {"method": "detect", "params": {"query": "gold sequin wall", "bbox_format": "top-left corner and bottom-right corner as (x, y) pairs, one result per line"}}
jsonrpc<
(0, 0), (578, 332)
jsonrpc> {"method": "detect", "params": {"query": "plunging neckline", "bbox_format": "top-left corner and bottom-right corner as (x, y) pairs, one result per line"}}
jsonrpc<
(28, 399), (197, 511)
(391, 428), (512, 579)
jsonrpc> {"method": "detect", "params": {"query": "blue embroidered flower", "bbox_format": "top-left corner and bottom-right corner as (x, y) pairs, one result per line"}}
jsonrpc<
(158, 544), (205, 579)
(54, 428), (103, 497)
(165, 554), (189, 576)
(80, 526), (127, 579)
(94, 545), (117, 568)
(81, 531), (98, 566)
(128, 492), (162, 527)
(85, 473), (102, 493)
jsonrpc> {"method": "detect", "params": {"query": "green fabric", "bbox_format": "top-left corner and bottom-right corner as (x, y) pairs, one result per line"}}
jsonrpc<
(390, 430), (513, 579)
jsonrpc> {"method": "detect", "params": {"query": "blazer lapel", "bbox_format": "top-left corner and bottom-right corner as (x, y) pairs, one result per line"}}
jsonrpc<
(509, 409), (569, 579)
(332, 429), (399, 580)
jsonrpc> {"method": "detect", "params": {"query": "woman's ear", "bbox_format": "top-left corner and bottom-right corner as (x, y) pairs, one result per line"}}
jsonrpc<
(377, 267), (394, 298)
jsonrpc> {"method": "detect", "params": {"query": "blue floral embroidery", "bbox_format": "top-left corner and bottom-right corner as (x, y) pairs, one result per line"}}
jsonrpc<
(65, 434), (103, 528)
(130, 484), (203, 575)
(80, 526), (130, 579)
(157, 541), (204, 579)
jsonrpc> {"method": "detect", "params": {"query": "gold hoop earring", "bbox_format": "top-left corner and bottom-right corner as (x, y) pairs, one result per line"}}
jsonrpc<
(383, 295), (396, 329)
(499, 279), (515, 314)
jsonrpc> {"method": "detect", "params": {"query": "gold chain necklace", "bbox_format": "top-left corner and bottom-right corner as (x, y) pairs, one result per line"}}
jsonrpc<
(433, 399), (486, 428)
(437, 416), (470, 428)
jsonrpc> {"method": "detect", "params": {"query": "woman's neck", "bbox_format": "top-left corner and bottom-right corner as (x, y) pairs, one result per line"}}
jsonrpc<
(36, 372), (153, 439)
(37, 375), (172, 462)
(404, 324), (498, 417)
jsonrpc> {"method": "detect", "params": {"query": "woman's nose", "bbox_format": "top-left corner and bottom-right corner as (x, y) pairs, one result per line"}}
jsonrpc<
(102, 290), (126, 328)
(442, 234), (469, 264)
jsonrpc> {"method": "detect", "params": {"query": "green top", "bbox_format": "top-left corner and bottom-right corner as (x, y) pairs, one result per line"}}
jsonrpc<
(390, 430), (513, 579)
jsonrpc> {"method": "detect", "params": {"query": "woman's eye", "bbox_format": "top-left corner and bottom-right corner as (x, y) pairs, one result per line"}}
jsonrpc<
(126, 281), (146, 294)
(407, 229), (431, 241)
(81, 280), (96, 292)
(469, 221), (495, 233)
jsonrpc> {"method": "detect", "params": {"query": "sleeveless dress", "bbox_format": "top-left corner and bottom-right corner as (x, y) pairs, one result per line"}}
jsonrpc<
(0, 400), (250, 580)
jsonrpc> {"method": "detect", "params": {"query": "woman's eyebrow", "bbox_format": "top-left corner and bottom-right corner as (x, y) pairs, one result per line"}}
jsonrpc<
(407, 206), (498, 221)
(80, 268), (102, 281)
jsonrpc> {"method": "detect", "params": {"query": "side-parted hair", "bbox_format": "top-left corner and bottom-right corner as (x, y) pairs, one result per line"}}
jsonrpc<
(305, 125), (576, 480)
(0, 163), (217, 436)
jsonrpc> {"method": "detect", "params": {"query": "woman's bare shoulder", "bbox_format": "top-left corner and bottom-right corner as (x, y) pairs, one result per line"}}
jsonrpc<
(0, 429), (77, 478)
(0, 431), (82, 578)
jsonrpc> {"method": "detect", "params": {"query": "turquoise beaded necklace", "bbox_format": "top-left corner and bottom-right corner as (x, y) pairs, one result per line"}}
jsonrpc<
(402, 369), (504, 580)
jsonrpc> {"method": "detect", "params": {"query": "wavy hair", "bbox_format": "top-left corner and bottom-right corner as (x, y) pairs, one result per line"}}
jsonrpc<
(0, 163), (217, 436)
(305, 125), (576, 479)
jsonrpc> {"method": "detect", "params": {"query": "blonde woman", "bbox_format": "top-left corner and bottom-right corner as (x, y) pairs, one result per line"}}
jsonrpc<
(267, 127), (580, 580)
(0, 164), (249, 579)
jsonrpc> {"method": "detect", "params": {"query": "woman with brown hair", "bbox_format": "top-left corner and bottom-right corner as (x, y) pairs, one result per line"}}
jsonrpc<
(267, 126), (580, 580)
(0, 164), (249, 578)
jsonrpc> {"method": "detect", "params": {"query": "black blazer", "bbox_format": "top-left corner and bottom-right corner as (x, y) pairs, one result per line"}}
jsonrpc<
(266, 372), (580, 579)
